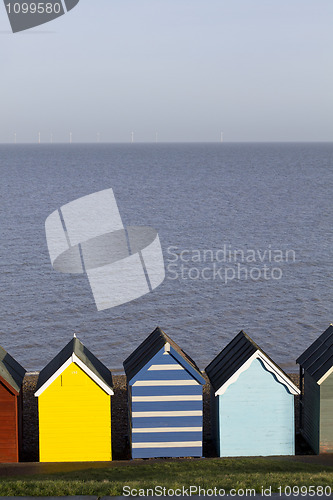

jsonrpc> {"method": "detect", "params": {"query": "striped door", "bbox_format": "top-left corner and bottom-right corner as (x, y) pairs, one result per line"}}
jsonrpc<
(130, 349), (203, 458)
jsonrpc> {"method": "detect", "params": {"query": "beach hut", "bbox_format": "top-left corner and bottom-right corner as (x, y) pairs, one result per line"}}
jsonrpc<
(0, 344), (26, 463)
(205, 331), (300, 457)
(297, 324), (333, 454)
(35, 335), (113, 462)
(123, 327), (206, 459)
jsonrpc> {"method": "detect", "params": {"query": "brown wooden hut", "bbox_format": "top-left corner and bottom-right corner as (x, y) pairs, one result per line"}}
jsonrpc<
(0, 344), (26, 462)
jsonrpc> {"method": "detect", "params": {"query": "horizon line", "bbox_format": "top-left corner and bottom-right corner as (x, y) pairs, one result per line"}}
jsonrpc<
(0, 140), (332, 145)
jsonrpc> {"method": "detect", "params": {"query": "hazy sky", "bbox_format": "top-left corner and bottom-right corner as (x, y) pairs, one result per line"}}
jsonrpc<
(0, 0), (332, 143)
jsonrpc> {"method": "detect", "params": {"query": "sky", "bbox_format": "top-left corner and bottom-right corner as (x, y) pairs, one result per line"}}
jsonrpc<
(0, 0), (332, 143)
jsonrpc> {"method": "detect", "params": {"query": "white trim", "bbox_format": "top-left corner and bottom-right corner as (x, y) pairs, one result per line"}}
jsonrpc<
(34, 354), (114, 396)
(72, 353), (114, 395)
(132, 395), (201, 402)
(132, 441), (201, 449)
(132, 427), (202, 433)
(257, 352), (300, 395)
(215, 350), (300, 396)
(164, 342), (170, 353)
(34, 358), (72, 397)
(133, 380), (198, 386)
(148, 364), (184, 371)
(133, 410), (202, 417)
(317, 365), (333, 385)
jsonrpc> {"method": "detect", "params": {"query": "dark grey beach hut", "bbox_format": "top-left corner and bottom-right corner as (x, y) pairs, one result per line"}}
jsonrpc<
(123, 327), (206, 459)
(297, 324), (333, 454)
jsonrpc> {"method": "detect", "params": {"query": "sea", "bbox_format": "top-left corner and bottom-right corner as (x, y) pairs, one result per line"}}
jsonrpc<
(0, 142), (332, 373)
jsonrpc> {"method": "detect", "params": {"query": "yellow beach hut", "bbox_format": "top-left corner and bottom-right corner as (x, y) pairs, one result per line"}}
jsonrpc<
(34, 335), (113, 462)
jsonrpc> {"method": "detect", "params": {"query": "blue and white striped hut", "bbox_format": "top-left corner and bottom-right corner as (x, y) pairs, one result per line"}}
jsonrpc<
(123, 327), (206, 459)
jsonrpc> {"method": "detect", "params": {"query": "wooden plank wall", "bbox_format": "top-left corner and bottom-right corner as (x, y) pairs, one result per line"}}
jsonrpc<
(38, 363), (112, 462)
(130, 349), (203, 458)
(217, 358), (295, 456)
(320, 373), (333, 453)
(0, 381), (18, 462)
(303, 371), (320, 454)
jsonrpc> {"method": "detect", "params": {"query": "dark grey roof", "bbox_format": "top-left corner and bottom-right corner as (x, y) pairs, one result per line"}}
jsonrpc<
(0, 345), (26, 394)
(296, 325), (333, 382)
(205, 330), (294, 392)
(36, 336), (113, 392)
(205, 331), (257, 391)
(123, 326), (203, 383)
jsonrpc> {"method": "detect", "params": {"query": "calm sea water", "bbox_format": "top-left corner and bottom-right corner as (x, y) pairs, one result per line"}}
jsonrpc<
(0, 143), (332, 373)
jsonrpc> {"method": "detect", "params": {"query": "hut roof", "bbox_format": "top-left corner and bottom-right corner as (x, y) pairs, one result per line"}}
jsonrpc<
(123, 326), (205, 384)
(296, 324), (333, 384)
(0, 344), (26, 394)
(205, 330), (299, 395)
(35, 336), (113, 396)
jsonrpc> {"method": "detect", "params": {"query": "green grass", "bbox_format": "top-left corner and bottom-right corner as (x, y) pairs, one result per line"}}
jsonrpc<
(0, 458), (332, 496)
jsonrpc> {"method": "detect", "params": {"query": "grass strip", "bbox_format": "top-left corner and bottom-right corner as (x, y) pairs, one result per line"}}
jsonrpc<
(0, 458), (332, 496)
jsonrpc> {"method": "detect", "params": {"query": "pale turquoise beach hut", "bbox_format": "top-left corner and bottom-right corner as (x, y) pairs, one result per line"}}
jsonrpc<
(205, 331), (300, 457)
